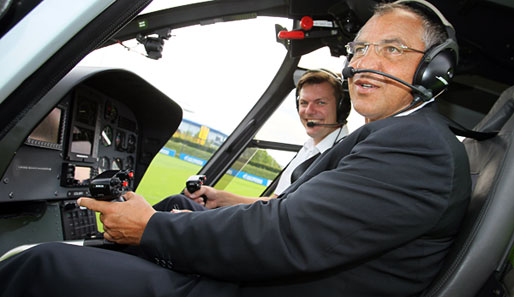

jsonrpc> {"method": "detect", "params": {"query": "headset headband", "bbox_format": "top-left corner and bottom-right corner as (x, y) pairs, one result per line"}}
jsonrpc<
(394, 0), (459, 64)
(303, 68), (343, 84)
(394, 0), (454, 30)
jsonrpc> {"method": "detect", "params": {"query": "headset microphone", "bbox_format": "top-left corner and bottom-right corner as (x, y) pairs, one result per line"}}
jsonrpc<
(306, 122), (341, 127)
(342, 66), (433, 101)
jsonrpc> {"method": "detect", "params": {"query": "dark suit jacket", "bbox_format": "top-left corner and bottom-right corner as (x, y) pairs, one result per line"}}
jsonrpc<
(140, 104), (471, 297)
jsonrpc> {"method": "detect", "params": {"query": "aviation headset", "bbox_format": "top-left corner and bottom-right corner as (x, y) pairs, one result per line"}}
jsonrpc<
(346, 0), (459, 100)
(295, 69), (351, 124)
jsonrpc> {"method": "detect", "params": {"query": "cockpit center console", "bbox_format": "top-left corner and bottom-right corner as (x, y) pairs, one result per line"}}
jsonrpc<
(0, 85), (139, 240)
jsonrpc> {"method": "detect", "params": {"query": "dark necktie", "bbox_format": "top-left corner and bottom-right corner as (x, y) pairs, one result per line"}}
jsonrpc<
(290, 152), (320, 183)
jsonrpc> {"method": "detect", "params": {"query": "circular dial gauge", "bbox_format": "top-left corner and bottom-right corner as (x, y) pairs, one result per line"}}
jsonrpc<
(127, 134), (136, 153)
(115, 131), (125, 151)
(111, 157), (123, 170)
(125, 156), (134, 170)
(101, 125), (113, 147)
(104, 102), (118, 123)
(98, 156), (110, 173)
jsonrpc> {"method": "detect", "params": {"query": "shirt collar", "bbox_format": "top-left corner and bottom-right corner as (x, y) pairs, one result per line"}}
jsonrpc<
(394, 98), (435, 117)
(304, 126), (348, 154)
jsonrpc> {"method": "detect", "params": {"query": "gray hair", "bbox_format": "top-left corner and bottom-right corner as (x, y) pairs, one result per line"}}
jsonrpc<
(358, 2), (447, 50)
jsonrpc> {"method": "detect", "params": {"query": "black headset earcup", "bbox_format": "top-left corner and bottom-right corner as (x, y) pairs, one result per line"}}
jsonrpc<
(337, 80), (351, 123)
(413, 45), (457, 95)
(392, 0), (459, 99)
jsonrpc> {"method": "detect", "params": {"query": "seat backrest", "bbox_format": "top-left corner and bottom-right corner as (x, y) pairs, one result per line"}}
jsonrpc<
(422, 85), (514, 297)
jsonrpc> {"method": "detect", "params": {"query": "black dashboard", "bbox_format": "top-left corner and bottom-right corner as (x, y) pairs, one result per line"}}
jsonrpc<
(1, 85), (139, 202)
(0, 67), (182, 246)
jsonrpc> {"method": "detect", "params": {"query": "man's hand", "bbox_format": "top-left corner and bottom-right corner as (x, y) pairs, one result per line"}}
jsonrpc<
(184, 186), (221, 209)
(78, 192), (156, 245)
(184, 186), (262, 208)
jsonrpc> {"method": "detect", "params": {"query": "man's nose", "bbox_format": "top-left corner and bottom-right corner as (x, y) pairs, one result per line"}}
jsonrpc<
(304, 102), (317, 115)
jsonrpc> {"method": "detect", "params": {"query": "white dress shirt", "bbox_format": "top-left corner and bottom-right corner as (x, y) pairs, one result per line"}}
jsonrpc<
(274, 125), (348, 196)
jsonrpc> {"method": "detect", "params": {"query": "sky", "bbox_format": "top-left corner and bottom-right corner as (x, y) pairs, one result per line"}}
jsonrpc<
(78, 0), (365, 165)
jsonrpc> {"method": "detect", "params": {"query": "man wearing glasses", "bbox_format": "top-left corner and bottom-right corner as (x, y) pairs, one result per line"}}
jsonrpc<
(0, 1), (470, 297)
(345, 38), (431, 120)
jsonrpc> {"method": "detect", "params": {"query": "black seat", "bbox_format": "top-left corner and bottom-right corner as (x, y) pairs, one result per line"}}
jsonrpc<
(422, 85), (514, 297)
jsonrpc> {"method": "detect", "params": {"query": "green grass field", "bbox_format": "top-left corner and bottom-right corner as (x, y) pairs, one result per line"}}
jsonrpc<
(97, 154), (268, 230)
(136, 154), (267, 204)
(135, 153), (202, 205)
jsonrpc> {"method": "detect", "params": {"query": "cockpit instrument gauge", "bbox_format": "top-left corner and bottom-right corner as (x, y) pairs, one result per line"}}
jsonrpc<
(127, 134), (136, 153)
(98, 156), (110, 173)
(101, 125), (113, 147)
(104, 102), (118, 123)
(125, 156), (134, 170)
(111, 157), (123, 171)
(115, 130), (125, 151)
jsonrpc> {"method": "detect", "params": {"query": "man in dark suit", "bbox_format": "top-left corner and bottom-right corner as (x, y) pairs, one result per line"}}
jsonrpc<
(0, 1), (471, 297)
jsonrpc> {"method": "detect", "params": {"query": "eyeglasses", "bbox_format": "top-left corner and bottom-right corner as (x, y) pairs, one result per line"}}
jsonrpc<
(345, 40), (425, 59)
